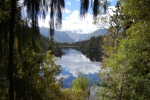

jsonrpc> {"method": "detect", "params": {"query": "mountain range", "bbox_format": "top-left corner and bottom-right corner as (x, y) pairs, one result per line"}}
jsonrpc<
(40, 27), (108, 43)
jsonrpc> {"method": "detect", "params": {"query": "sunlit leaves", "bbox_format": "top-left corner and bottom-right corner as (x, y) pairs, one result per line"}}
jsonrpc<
(96, 0), (150, 99)
(72, 73), (91, 100)
(60, 73), (92, 100)
(98, 21), (150, 100)
(122, 0), (150, 21)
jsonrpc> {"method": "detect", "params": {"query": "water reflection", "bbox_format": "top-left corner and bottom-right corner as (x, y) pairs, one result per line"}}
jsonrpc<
(81, 50), (103, 62)
(62, 47), (103, 62)
(55, 48), (101, 88)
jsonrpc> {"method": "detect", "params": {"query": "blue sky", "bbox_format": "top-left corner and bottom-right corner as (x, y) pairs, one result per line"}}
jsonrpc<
(39, 0), (118, 34)
(63, 0), (118, 19)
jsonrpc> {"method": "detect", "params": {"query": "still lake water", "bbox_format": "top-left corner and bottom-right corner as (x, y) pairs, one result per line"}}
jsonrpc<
(55, 48), (101, 99)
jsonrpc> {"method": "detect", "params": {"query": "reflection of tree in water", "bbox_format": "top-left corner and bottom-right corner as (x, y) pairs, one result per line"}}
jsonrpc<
(62, 47), (80, 51)
(62, 47), (102, 62)
(62, 47), (80, 53)
(52, 52), (64, 58)
(81, 51), (102, 62)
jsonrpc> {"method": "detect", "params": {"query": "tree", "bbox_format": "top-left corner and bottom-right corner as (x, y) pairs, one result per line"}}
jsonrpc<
(72, 73), (91, 100)
(95, 0), (150, 99)
(122, 0), (150, 22)
(94, 1), (132, 58)
(0, 0), (110, 99)
(7, 0), (65, 99)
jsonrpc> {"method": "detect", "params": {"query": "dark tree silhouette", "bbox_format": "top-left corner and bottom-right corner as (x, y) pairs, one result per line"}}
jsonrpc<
(1, 0), (109, 100)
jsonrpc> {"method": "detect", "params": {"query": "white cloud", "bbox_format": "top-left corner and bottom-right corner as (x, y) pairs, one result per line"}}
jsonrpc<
(55, 49), (101, 77)
(38, 15), (50, 28)
(67, 2), (71, 5)
(76, 0), (80, 1)
(61, 10), (98, 34)
(38, 8), (71, 28)
(39, 10), (99, 33)
(38, 7), (117, 33)
(56, 74), (70, 80)
(94, 6), (117, 29)
(107, 6), (117, 16)
(63, 8), (71, 13)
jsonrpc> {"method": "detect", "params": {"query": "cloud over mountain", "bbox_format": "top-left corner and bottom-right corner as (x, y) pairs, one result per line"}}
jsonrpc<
(61, 10), (98, 34)
(38, 10), (99, 34)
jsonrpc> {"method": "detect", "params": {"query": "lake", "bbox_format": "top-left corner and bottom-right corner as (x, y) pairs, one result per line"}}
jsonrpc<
(55, 48), (101, 99)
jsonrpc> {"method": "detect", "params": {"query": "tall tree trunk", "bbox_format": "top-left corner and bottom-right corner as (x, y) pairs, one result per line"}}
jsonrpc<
(118, 73), (124, 100)
(8, 0), (16, 100)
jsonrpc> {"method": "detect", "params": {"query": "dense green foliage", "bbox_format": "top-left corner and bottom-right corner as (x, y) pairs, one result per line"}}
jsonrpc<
(72, 73), (91, 100)
(39, 34), (65, 56)
(79, 36), (103, 51)
(0, 0), (108, 99)
(2, 0), (150, 99)
(60, 35), (103, 51)
(60, 73), (92, 100)
(95, 0), (150, 100)
(0, 0), (65, 99)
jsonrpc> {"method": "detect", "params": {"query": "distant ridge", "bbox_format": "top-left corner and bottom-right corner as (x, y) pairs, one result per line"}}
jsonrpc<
(40, 27), (108, 43)
(65, 31), (90, 42)
(54, 31), (75, 43)
(40, 27), (75, 43)
(85, 29), (108, 40)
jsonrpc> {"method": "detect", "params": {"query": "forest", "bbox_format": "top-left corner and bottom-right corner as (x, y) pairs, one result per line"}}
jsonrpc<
(1, 0), (150, 100)
(39, 34), (65, 57)
(60, 35), (103, 51)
